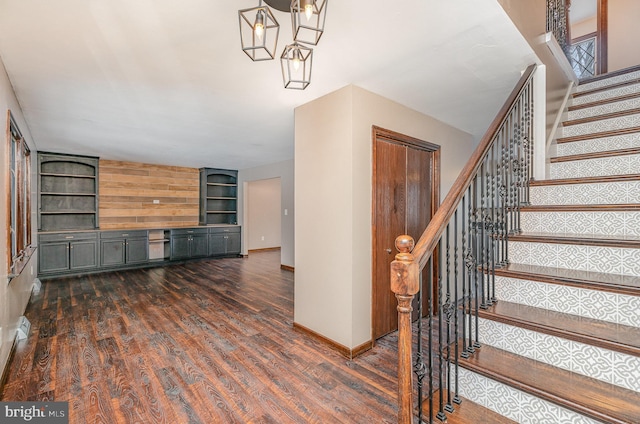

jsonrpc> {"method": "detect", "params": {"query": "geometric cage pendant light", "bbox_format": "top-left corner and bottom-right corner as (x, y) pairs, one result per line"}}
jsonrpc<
(238, 0), (328, 89)
(290, 0), (327, 46)
(239, 0), (280, 61)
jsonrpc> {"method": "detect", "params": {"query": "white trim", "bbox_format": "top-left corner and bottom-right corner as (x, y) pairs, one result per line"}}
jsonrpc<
(533, 66), (547, 180)
(544, 32), (578, 84)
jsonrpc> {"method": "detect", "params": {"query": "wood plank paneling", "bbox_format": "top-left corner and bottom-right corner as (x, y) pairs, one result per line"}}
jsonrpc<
(99, 160), (199, 230)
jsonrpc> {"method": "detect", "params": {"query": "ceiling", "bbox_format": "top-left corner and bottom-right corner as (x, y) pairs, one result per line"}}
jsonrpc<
(0, 0), (538, 170)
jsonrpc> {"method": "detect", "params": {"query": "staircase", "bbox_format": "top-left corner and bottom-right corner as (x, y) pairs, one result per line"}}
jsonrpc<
(455, 67), (640, 423)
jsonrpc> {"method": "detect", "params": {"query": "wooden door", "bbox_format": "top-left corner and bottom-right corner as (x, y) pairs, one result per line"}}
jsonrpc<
(372, 127), (439, 340)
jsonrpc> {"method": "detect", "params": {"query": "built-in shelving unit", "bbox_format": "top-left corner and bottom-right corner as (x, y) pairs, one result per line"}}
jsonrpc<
(199, 168), (238, 225)
(38, 152), (99, 231)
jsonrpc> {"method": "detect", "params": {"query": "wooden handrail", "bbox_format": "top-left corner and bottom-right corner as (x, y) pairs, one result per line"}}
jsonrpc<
(411, 64), (536, 270)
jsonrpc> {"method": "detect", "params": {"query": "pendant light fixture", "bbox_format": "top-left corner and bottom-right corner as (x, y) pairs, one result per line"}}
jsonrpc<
(280, 42), (313, 90)
(238, 0), (327, 89)
(290, 0), (327, 46)
(239, 0), (280, 61)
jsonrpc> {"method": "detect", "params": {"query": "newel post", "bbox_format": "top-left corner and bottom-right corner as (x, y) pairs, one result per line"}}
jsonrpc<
(391, 235), (420, 424)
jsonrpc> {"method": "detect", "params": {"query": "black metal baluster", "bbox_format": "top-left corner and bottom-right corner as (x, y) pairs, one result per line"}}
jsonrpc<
(436, 242), (446, 422)
(444, 223), (453, 414)
(472, 177), (481, 349)
(428, 256), (434, 424)
(415, 281), (425, 424)
(480, 162), (488, 309)
(490, 144), (498, 303)
(461, 195), (468, 358)
(453, 208), (462, 406)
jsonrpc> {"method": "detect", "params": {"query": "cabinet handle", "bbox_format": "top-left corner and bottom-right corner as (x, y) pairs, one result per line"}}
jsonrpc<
(385, 248), (392, 254)
(122, 234), (129, 237)
(65, 236), (74, 239)
(187, 230), (194, 233)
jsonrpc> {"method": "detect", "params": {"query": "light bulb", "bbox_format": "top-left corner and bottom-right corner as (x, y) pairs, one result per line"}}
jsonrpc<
(304, 3), (313, 20)
(292, 49), (301, 71)
(254, 10), (265, 40)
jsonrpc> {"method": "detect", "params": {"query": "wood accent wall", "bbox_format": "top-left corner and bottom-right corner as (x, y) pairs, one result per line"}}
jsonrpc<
(99, 160), (199, 229)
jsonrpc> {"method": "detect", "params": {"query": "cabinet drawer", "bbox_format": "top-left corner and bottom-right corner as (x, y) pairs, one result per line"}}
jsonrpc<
(171, 228), (208, 236)
(39, 232), (98, 242)
(208, 226), (241, 234)
(101, 230), (148, 239)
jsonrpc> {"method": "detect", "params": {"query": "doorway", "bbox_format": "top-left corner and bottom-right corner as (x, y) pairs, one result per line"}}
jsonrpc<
(246, 178), (282, 252)
(371, 126), (440, 340)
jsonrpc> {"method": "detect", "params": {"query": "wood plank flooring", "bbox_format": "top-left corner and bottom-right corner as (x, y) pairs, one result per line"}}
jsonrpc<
(1, 251), (399, 423)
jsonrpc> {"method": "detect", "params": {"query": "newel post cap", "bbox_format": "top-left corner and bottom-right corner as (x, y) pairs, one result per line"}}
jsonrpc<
(391, 235), (419, 296)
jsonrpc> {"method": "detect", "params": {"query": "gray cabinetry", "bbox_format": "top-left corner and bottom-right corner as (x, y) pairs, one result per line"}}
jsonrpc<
(39, 232), (99, 274)
(100, 230), (148, 267)
(199, 168), (238, 225)
(38, 152), (99, 231)
(170, 228), (208, 260)
(208, 226), (241, 256)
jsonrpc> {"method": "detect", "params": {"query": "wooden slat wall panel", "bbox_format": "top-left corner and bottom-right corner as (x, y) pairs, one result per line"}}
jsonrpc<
(99, 160), (199, 229)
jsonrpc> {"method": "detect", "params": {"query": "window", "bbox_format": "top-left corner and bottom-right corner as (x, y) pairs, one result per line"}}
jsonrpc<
(7, 111), (32, 278)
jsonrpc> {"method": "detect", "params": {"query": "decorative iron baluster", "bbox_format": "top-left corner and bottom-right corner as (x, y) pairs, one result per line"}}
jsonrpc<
(472, 178), (480, 349)
(436, 242), (446, 422)
(428, 256), (434, 424)
(453, 208), (461, 406)
(461, 195), (468, 358)
(415, 281), (426, 424)
(444, 223), (454, 414)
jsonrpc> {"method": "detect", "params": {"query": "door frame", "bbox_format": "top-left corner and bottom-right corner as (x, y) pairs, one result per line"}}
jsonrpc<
(371, 126), (440, 341)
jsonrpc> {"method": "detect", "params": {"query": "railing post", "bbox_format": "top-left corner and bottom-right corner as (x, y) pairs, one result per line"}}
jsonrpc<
(391, 235), (420, 424)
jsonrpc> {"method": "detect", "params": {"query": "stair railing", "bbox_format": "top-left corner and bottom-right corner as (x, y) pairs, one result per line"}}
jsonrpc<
(546, 0), (570, 54)
(391, 64), (537, 424)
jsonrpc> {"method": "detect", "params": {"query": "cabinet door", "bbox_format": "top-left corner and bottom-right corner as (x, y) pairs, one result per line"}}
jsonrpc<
(39, 242), (70, 273)
(101, 239), (125, 266)
(171, 235), (190, 260)
(70, 240), (98, 270)
(208, 234), (226, 256)
(226, 233), (241, 255)
(126, 238), (149, 264)
(190, 234), (209, 258)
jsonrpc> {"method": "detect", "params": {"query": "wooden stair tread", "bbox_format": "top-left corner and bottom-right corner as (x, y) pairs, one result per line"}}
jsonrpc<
(530, 174), (640, 186)
(479, 300), (640, 357)
(509, 232), (640, 249)
(550, 147), (640, 162)
(563, 107), (640, 126)
(569, 92), (640, 111)
(521, 204), (640, 211)
(459, 345), (640, 424)
(424, 390), (517, 424)
(495, 263), (640, 296)
(556, 126), (640, 143)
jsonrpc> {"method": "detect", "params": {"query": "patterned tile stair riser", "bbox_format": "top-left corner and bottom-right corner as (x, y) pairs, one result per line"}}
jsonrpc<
(549, 153), (640, 179)
(494, 276), (640, 328)
(556, 132), (640, 156)
(561, 114), (640, 138)
(568, 96), (640, 120)
(508, 241), (640, 277)
(530, 181), (640, 205)
(572, 82), (640, 106)
(576, 70), (640, 93)
(520, 211), (640, 237)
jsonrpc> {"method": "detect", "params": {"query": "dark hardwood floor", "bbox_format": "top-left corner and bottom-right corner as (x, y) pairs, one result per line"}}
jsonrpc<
(1, 251), (398, 423)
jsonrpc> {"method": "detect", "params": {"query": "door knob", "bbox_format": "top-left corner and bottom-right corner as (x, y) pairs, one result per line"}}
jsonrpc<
(385, 248), (392, 254)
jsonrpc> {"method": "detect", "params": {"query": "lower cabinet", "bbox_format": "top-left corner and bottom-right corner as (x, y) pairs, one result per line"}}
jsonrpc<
(208, 226), (241, 256)
(38, 226), (241, 278)
(170, 228), (209, 260)
(39, 232), (99, 275)
(100, 231), (149, 267)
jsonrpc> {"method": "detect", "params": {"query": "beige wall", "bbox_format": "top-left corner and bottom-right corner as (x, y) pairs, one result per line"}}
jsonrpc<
(571, 16), (597, 39)
(499, 0), (572, 139)
(608, 0), (640, 72)
(247, 178), (281, 250)
(294, 85), (475, 349)
(0, 58), (38, 378)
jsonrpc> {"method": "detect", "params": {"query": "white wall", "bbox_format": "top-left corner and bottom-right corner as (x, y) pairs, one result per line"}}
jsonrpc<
(0, 57), (38, 378)
(238, 160), (294, 268)
(295, 85), (475, 349)
(247, 178), (281, 250)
